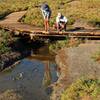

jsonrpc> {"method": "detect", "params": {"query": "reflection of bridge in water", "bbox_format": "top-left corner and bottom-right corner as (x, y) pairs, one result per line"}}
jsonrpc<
(28, 43), (56, 86)
(28, 54), (57, 87)
(0, 11), (100, 39)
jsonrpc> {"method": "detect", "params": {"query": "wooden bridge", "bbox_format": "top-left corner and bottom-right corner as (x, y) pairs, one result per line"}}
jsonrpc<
(0, 11), (100, 39)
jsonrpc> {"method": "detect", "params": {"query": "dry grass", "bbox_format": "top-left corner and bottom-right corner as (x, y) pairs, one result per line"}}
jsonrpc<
(0, 89), (22, 100)
(23, 0), (100, 27)
(0, 0), (99, 27)
(61, 78), (100, 100)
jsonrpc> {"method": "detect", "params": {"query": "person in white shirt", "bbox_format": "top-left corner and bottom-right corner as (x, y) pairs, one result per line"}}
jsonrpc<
(53, 13), (68, 31)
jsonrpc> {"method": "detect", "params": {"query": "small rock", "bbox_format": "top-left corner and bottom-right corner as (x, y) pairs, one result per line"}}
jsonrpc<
(19, 72), (24, 79)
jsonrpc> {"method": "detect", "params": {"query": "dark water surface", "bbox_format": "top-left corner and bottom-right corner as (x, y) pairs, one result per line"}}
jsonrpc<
(0, 45), (58, 100)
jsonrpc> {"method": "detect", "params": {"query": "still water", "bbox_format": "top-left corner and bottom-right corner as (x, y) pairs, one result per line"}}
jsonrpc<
(0, 45), (58, 100)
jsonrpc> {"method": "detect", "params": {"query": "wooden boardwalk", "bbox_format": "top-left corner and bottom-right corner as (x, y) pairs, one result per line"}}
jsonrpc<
(0, 11), (100, 39)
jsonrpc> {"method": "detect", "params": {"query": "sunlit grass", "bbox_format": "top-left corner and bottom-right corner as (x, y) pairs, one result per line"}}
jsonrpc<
(49, 38), (82, 54)
(0, 0), (99, 27)
(0, 30), (11, 54)
(61, 78), (100, 100)
(92, 51), (100, 62)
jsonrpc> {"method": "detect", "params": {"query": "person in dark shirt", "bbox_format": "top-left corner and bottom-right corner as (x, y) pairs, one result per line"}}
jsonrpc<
(41, 3), (51, 32)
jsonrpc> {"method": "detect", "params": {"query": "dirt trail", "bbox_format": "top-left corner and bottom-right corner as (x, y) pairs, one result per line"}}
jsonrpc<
(0, 11), (26, 24)
(67, 43), (100, 81)
(0, 11), (43, 32)
(52, 42), (100, 100)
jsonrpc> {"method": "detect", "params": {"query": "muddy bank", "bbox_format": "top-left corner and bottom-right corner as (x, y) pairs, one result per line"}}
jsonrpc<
(51, 42), (100, 100)
(51, 49), (71, 100)
(0, 39), (45, 71)
(0, 44), (58, 100)
(0, 41), (30, 71)
(0, 51), (30, 71)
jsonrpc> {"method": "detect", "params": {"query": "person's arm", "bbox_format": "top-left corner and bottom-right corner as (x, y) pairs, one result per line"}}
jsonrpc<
(56, 17), (60, 31)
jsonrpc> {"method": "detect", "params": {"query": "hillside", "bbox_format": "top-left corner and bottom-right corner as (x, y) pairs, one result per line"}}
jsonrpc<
(0, 0), (100, 28)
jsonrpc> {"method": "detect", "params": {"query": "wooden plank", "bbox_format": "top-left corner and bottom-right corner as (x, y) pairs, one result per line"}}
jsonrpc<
(28, 54), (55, 61)
(69, 35), (100, 38)
(0, 22), (100, 38)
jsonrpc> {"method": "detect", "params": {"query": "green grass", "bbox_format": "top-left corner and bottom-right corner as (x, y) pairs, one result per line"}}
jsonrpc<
(0, 0), (99, 27)
(49, 40), (69, 53)
(49, 38), (82, 54)
(0, 30), (12, 54)
(92, 51), (100, 62)
(23, 0), (100, 27)
(0, 0), (33, 19)
(61, 78), (100, 100)
(0, 29), (18, 55)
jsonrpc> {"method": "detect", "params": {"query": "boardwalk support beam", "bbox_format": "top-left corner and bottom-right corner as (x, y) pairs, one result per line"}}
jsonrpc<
(30, 34), (35, 40)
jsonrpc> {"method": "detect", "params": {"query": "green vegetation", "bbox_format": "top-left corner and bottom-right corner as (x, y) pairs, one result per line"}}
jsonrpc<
(49, 38), (82, 53)
(61, 78), (100, 100)
(21, 0), (100, 27)
(0, 0), (30, 19)
(92, 51), (100, 62)
(0, 30), (11, 54)
(0, 29), (18, 55)
(23, 0), (100, 27)
(0, 0), (100, 27)
(42, 70), (51, 87)
(0, 89), (22, 100)
(49, 40), (69, 53)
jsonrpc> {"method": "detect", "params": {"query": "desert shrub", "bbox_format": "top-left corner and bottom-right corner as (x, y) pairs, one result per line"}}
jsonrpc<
(61, 78), (100, 100)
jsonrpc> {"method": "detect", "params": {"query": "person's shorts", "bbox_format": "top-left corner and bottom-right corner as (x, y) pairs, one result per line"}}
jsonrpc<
(41, 10), (51, 20)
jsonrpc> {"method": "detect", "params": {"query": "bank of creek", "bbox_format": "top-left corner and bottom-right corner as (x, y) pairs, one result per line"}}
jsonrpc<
(0, 38), (100, 100)
(0, 39), (59, 100)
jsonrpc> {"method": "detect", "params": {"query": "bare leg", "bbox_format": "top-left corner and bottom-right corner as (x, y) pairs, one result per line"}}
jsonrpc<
(46, 18), (49, 31)
(57, 23), (60, 32)
(47, 20), (49, 31)
(60, 23), (66, 31)
(44, 19), (47, 31)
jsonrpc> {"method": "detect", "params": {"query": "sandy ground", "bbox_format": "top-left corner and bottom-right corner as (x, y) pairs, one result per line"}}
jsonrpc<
(51, 42), (100, 100)
(67, 43), (100, 81)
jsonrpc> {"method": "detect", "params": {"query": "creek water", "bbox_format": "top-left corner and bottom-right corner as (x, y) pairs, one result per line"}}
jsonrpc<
(0, 44), (58, 100)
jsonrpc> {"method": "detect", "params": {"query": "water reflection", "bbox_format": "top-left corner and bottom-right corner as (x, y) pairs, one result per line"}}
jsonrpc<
(0, 58), (58, 100)
(28, 56), (58, 87)
(43, 61), (52, 87)
(0, 45), (58, 99)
